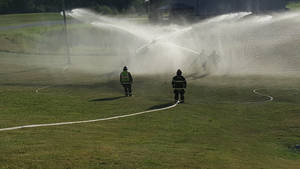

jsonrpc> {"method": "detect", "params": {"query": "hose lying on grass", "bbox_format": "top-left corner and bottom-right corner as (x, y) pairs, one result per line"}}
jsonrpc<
(0, 101), (180, 132)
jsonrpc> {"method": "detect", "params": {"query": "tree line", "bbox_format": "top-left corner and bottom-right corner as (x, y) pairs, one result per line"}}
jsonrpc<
(0, 0), (146, 14)
(0, 0), (299, 15)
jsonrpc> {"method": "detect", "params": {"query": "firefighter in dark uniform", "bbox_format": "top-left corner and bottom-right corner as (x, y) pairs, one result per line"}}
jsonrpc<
(172, 69), (187, 103)
(120, 66), (133, 96)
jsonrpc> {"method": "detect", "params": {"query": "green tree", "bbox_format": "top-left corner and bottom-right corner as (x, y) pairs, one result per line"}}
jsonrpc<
(0, 0), (147, 14)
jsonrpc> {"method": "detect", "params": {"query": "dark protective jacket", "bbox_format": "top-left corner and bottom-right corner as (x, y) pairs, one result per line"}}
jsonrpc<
(172, 75), (187, 89)
(120, 71), (133, 84)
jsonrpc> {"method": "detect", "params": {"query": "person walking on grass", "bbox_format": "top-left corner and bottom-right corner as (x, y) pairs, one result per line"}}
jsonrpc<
(172, 69), (187, 103)
(120, 66), (133, 97)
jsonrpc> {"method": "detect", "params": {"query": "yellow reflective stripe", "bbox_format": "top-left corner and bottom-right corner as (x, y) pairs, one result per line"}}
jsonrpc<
(121, 71), (130, 82)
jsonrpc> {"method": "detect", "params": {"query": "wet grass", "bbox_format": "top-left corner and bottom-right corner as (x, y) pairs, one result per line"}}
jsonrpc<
(0, 12), (300, 169)
(0, 65), (300, 168)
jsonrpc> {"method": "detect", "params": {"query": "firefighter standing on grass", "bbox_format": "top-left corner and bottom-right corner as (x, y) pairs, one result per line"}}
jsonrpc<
(120, 66), (133, 97)
(172, 69), (187, 103)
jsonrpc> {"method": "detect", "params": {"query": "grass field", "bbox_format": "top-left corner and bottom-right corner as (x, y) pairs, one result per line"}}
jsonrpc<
(0, 12), (300, 169)
(0, 13), (61, 26)
(287, 2), (300, 10)
(0, 63), (300, 169)
(0, 12), (64, 54)
(0, 13), (125, 56)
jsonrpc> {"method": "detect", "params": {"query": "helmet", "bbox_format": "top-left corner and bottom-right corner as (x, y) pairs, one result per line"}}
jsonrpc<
(176, 69), (182, 76)
(123, 66), (128, 71)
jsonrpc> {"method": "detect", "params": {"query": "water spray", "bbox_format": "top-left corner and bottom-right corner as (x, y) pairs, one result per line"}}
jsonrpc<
(62, 0), (71, 67)
(61, 9), (300, 76)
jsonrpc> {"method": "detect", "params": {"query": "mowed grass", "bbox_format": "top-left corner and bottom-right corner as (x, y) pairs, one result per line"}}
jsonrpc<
(0, 12), (64, 53)
(0, 12), (300, 169)
(287, 2), (300, 10)
(0, 64), (300, 169)
(0, 13), (61, 26)
(0, 14), (123, 55)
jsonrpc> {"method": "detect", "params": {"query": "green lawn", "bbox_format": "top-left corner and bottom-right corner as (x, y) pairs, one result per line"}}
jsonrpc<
(0, 13), (62, 26)
(0, 17), (122, 55)
(0, 12), (65, 53)
(0, 62), (300, 168)
(287, 2), (300, 10)
(0, 12), (299, 169)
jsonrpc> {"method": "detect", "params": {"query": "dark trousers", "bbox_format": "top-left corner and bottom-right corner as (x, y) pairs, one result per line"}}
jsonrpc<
(122, 84), (132, 96)
(174, 89), (185, 101)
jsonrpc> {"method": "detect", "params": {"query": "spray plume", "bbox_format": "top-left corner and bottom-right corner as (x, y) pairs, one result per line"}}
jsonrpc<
(62, 9), (300, 77)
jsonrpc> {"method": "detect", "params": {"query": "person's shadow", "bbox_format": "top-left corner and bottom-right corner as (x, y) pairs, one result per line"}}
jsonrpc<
(147, 102), (175, 110)
(89, 96), (126, 102)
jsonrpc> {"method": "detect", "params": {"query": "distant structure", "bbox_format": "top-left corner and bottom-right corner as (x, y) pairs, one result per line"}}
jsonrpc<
(146, 0), (286, 22)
